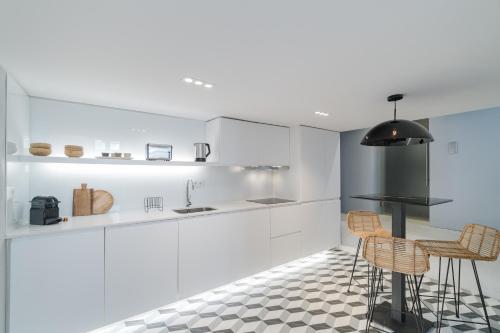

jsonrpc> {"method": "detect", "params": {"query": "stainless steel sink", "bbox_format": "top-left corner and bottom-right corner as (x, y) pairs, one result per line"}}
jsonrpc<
(173, 207), (217, 214)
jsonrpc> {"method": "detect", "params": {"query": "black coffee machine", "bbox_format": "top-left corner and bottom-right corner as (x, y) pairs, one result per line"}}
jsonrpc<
(30, 196), (62, 225)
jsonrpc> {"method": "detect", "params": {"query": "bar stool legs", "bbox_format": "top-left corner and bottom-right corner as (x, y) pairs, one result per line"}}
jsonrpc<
(471, 260), (492, 332)
(407, 274), (425, 333)
(436, 258), (492, 333)
(365, 267), (425, 333)
(437, 258), (451, 333)
(348, 238), (362, 292)
(366, 267), (383, 332)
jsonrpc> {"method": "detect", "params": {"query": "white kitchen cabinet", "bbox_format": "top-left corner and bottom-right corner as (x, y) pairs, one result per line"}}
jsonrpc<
(271, 232), (302, 266)
(300, 199), (340, 256)
(206, 117), (290, 166)
(105, 220), (178, 323)
(298, 126), (340, 201)
(322, 199), (341, 248)
(8, 229), (105, 333)
(270, 204), (302, 238)
(179, 209), (271, 298)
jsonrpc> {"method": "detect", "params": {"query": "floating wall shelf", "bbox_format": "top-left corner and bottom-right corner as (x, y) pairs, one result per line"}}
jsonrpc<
(7, 155), (237, 167)
(7, 155), (289, 169)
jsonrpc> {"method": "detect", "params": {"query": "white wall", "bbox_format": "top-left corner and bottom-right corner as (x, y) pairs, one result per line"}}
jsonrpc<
(0, 67), (8, 333)
(8, 97), (276, 222)
(6, 77), (30, 226)
(429, 107), (500, 231)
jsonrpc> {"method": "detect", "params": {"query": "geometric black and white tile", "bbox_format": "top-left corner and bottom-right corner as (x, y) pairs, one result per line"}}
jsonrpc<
(89, 249), (500, 333)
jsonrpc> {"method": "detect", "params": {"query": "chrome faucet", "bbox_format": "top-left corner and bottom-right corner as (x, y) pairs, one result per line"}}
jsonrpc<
(186, 179), (194, 207)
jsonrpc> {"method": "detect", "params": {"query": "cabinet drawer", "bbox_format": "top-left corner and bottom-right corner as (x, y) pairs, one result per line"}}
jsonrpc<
(270, 205), (302, 238)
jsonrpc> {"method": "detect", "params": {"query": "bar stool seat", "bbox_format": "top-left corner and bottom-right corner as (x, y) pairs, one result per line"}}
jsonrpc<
(415, 239), (493, 260)
(346, 211), (390, 291)
(351, 228), (392, 239)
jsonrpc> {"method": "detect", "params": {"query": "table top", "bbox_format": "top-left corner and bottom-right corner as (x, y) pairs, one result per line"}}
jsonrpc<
(350, 194), (453, 206)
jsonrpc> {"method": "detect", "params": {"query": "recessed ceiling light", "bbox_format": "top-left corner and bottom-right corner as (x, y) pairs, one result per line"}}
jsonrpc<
(184, 77), (214, 89)
(314, 111), (329, 117)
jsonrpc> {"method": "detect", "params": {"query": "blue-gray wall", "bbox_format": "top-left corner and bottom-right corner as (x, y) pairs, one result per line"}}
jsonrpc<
(340, 128), (384, 213)
(429, 107), (500, 231)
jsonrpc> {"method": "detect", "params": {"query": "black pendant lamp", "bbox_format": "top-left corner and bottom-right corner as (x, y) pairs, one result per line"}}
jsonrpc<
(361, 94), (434, 146)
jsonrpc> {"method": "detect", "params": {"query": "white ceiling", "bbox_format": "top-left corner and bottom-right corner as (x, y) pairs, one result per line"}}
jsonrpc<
(1, 0), (499, 131)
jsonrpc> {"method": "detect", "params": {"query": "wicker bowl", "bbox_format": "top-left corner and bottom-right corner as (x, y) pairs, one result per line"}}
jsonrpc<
(64, 145), (84, 158)
(30, 142), (51, 149)
(29, 147), (51, 156)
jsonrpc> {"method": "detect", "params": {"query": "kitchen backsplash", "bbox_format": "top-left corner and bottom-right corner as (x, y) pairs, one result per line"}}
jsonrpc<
(6, 97), (280, 224)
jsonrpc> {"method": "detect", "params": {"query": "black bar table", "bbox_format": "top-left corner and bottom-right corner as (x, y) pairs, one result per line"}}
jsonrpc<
(351, 194), (452, 333)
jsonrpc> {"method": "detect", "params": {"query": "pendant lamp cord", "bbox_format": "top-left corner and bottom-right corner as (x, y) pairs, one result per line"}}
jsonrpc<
(393, 101), (397, 121)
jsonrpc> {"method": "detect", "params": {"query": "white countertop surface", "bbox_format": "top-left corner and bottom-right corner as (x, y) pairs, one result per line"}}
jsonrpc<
(6, 199), (306, 239)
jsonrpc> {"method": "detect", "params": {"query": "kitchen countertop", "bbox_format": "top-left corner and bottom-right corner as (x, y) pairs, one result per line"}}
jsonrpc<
(6, 199), (309, 239)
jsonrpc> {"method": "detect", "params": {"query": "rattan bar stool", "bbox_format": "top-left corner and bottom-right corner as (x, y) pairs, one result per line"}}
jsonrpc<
(346, 211), (391, 291)
(363, 236), (430, 333)
(416, 224), (500, 333)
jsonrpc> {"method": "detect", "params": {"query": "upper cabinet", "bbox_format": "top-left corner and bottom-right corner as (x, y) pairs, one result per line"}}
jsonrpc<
(298, 126), (340, 201)
(206, 117), (290, 166)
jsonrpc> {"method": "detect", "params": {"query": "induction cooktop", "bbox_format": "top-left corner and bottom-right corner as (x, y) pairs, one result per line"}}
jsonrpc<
(247, 198), (296, 205)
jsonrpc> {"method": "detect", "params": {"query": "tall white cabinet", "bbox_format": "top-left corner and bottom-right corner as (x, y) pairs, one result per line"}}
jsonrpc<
(8, 229), (105, 333)
(282, 126), (342, 257)
(105, 220), (178, 323)
(300, 199), (341, 256)
(298, 126), (341, 201)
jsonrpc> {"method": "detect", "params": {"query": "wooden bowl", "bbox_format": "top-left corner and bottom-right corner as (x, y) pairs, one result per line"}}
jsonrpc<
(30, 142), (51, 149)
(64, 145), (84, 157)
(64, 145), (83, 151)
(29, 147), (51, 156)
(65, 150), (84, 158)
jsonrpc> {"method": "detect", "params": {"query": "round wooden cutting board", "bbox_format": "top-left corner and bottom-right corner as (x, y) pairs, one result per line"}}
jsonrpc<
(92, 190), (114, 214)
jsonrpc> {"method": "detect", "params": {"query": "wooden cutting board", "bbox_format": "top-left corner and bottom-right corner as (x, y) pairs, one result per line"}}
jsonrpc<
(73, 183), (93, 216)
(92, 190), (114, 214)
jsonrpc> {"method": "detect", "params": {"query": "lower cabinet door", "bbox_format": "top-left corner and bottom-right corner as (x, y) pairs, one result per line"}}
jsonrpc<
(300, 199), (341, 256)
(8, 229), (105, 333)
(105, 220), (178, 323)
(271, 232), (302, 266)
(179, 209), (271, 298)
(321, 199), (341, 248)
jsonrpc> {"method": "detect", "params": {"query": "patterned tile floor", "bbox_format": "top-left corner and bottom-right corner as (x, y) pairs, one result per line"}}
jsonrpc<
(91, 249), (500, 333)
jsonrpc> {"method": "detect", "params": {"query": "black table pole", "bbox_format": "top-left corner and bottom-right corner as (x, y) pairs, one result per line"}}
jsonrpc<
(391, 203), (406, 322)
